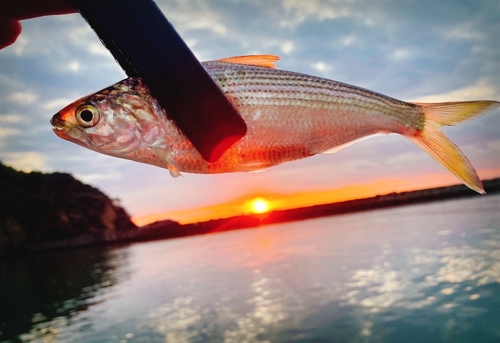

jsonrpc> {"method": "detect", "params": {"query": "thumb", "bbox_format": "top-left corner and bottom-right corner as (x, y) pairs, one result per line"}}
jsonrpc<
(0, 20), (22, 50)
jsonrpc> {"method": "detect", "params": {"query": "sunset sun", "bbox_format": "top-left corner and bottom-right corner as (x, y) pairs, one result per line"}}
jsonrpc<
(250, 198), (270, 214)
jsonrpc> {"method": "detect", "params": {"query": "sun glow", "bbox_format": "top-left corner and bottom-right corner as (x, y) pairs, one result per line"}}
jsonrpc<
(132, 170), (500, 226)
(249, 198), (270, 214)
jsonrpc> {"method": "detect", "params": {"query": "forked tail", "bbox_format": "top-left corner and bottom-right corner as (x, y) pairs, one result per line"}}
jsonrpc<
(408, 100), (500, 193)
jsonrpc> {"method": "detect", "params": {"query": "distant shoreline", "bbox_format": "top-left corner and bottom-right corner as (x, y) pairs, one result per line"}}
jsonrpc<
(29, 179), (500, 253)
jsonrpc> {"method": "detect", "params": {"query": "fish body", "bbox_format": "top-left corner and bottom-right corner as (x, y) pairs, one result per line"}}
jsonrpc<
(51, 55), (499, 193)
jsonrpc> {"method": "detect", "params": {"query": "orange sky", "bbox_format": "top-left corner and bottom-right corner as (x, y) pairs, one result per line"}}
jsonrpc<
(132, 167), (500, 226)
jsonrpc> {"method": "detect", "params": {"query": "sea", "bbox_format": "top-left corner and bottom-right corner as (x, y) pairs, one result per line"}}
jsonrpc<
(1, 195), (500, 343)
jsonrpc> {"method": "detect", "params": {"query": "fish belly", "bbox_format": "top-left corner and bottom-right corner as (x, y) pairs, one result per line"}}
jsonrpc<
(171, 104), (419, 174)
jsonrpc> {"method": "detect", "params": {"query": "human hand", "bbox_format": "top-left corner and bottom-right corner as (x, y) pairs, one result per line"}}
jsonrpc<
(0, 0), (76, 49)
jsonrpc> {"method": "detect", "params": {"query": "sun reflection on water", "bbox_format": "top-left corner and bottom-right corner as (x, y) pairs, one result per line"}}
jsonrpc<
(6, 196), (500, 342)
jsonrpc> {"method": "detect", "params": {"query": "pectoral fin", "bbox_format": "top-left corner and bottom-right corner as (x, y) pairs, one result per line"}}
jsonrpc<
(151, 147), (182, 177)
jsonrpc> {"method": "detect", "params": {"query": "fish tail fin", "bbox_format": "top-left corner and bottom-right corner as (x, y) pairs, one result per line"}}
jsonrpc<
(409, 100), (500, 194)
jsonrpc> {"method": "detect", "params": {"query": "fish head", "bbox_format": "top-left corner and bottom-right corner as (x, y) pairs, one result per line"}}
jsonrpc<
(51, 78), (165, 157)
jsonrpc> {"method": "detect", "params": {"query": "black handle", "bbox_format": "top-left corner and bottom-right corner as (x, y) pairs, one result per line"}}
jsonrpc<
(70, 0), (247, 162)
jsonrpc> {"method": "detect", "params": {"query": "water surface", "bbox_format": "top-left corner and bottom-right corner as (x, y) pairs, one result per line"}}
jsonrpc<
(1, 195), (500, 342)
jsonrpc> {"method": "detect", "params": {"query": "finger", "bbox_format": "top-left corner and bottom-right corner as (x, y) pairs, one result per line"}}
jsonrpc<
(0, 20), (22, 50)
(0, 0), (76, 21)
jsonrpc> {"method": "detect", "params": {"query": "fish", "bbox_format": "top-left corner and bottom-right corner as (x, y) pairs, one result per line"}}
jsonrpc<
(51, 55), (500, 193)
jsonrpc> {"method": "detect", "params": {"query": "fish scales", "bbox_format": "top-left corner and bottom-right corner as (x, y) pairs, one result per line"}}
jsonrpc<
(171, 61), (416, 172)
(51, 55), (500, 193)
(207, 62), (423, 130)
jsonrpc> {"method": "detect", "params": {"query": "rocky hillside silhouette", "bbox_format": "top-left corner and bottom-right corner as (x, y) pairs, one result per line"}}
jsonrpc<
(0, 162), (137, 257)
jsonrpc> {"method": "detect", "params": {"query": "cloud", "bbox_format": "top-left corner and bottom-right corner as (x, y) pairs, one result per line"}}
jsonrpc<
(42, 98), (77, 111)
(88, 42), (112, 57)
(74, 172), (123, 184)
(10, 35), (29, 56)
(311, 61), (331, 71)
(279, 0), (354, 28)
(390, 48), (412, 61)
(157, 0), (228, 35)
(281, 41), (294, 54)
(67, 61), (80, 72)
(1, 152), (48, 172)
(8, 91), (38, 105)
(67, 25), (95, 44)
(439, 22), (485, 41)
(342, 35), (356, 46)
(410, 80), (499, 102)
(0, 114), (23, 123)
(0, 127), (20, 139)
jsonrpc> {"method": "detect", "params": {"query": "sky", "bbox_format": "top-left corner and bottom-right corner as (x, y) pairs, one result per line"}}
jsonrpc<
(0, 0), (499, 224)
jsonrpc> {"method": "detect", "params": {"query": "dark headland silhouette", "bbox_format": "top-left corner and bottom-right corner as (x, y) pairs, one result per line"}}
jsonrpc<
(1, 161), (499, 258)
(0, 162), (136, 257)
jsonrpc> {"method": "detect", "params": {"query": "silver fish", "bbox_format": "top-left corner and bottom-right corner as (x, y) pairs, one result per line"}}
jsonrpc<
(51, 55), (500, 193)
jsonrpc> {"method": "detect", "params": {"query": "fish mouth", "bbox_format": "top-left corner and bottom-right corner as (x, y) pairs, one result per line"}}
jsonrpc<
(50, 113), (79, 143)
(50, 112), (97, 150)
(50, 114), (66, 131)
(50, 116), (73, 142)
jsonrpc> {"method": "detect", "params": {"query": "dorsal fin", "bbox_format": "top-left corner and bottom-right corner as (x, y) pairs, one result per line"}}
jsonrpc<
(216, 55), (280, 69)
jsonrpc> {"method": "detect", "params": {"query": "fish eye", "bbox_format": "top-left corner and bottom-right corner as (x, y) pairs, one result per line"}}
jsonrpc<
(76, 104), (100, 127)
